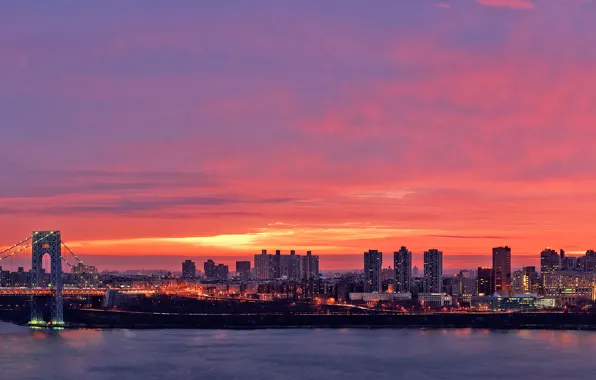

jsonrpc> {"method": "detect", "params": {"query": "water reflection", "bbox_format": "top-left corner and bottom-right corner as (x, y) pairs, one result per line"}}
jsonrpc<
(0, 323), (595, 380)
(60, 329), (104, 348)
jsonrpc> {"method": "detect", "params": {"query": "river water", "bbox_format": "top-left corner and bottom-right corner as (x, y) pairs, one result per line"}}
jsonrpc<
(1, 322), (595, 379)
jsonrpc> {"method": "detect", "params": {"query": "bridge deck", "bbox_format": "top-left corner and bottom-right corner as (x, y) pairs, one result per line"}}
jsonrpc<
(0, 288), (106, 296)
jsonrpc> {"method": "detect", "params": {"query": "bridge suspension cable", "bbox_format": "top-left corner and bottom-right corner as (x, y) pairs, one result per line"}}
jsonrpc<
(61, 242), (84, 264)
(0, 232), (53, 262)
(61, 256), (74, 268)
(0, 235), (33, 256)
(61, 241), (102, 286)
(60, 255), (94, 286)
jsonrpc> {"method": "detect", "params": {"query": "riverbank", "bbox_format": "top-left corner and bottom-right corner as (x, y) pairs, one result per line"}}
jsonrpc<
(5, 309), (596, 330)
(62, 309), (596, 330)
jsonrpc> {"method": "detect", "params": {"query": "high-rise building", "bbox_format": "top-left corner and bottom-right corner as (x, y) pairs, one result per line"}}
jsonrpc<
(423, 249), (443, 293)
(540, 248), (561, 275)
(272, 250), (281, 279)
(512, 270), (524, 295)
(204, 259), (216, 278)
(301, 250), (319, 280)
(493, 246), (512, 294)
(254, 249), (319, 281)
(584, 250), (596, 272)
(214, 264), (229, 280)
(254, 250), (270, 280)
(477, 267), (494, 296)
(236, 261), (251, 281)
(562, 256), (580, 271)
(10, 268), (29, 287)
(540, 248), (561, 294)
(513, 266), (538, 295)
(523, 266), (539, 294)
(0, 268), (9, 287)
(453, 270), (476, 298)
(311, 252), (320, 278)
(288, 250), (301, 281)
(182, 260), (196, 279)
(394, 246), (412, 293)
(442, 277), (455, 295)
(279, 254), (290, 279)
(72, 263), (98, 275)
(364, 250), (383, 293)
(413, 266), (419, 277)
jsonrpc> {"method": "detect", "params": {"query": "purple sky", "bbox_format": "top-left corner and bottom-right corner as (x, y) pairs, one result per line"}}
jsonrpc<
(2, 0), (596, 270)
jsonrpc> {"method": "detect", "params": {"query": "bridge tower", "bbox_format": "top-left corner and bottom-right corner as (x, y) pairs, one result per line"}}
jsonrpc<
(30, 231), (63, 325)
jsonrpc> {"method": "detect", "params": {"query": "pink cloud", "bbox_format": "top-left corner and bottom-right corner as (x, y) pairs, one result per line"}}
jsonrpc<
(476, 0), (535, 9)
(4, 1), (596, 270)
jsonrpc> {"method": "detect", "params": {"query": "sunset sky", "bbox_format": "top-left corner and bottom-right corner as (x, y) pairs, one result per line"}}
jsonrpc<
(2, 0), (596, 270)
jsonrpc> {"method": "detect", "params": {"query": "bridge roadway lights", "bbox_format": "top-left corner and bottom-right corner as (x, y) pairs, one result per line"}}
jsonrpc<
(0, 230), (103, 328)
(0, 288), (106, 296)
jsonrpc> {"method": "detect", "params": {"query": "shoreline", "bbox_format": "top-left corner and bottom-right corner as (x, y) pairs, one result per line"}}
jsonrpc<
(57, 324), (596, 331)
(5, 309), (596, 331)
(8, 322), (596, 331)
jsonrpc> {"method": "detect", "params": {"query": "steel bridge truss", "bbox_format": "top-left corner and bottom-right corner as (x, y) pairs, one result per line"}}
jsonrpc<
(0, 230), (101, 326)
(31, 231), (63, 325)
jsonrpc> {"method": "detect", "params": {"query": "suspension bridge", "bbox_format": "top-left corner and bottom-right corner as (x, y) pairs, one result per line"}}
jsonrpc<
(0, 230), (105, 327)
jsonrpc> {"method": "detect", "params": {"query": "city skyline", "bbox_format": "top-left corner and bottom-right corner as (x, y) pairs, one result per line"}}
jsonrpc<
(3, 1), (596, 270)
(3, 2), (596, 377)
(4, 238), (596, 272)
(2, 232), (596, 324)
